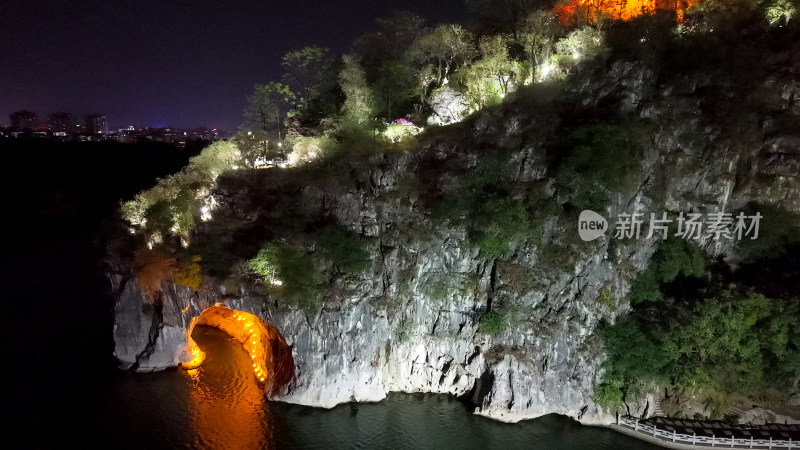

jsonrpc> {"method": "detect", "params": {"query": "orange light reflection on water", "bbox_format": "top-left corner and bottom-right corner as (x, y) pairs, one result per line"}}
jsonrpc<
(185, 326), (275, 449)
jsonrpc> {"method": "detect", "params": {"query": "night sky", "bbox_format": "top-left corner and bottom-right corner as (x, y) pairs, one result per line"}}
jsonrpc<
(1, 0), (467, 132)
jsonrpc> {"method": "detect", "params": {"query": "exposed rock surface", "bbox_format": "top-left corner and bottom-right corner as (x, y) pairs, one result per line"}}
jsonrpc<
(110, 45), (800, 425)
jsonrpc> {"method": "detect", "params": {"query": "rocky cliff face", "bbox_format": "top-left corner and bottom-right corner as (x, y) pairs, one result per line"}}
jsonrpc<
(110, 43), (800, 424)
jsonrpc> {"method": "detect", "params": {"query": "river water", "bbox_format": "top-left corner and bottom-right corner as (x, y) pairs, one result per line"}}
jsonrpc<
(81, 326), (655, 449)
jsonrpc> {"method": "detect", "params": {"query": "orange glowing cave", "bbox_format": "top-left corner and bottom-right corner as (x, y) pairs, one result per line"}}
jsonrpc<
(180, 305), (295, 395)
(554, 0), (701, 25)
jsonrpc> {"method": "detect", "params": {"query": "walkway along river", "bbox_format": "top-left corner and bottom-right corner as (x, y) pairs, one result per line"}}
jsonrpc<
(615, 414), (799, 449)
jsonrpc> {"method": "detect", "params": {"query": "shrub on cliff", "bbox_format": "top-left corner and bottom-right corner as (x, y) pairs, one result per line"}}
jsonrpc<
(470, 196), (530, 258)
(122, 140), (241, 242)
(478, 311), (507, 334)
(250, 243), (322, 312)
(174, 255), (203, 291)
(315, 226), (371, 275)
(598, 286), (800, 414)
(554, 117), (653, 212)
(628, 235), (706, 304)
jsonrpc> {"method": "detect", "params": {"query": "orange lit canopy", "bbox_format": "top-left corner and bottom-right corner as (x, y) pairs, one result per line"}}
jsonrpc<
(554, 0), (701, 25)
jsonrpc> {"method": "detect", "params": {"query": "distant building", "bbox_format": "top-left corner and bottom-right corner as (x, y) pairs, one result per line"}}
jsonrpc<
(84, 114), (108, 135)
(10, 110), (38, 131)
(48, 112), (73, 133)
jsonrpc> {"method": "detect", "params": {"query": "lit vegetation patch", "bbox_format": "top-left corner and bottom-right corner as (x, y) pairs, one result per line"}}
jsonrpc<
(595, 286), (800, 415)
(250, 243), (323, 312)
(122, 141), (241, 242)
(174, 255), (203, 291)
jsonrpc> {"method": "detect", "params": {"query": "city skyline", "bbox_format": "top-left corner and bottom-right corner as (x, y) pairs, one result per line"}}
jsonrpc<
(4, 109), (222, 133)
(1, 0), (467, 132)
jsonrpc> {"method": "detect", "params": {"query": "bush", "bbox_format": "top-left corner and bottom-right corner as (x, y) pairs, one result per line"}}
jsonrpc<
(601, 285), (800, 413)
(382, 121), (421, 146)
(286, 135), (336, 166)
(478, 311), (507, 335)
(470, 196), (530, 258)
(174, 255), (203, 291)
(555, 117), (652, 211)
(597, 288), (619, 310)
(593, 368), (626, 410)
(122, 140), (241, 240)
(315, 226), (371, 275)
(555, 26), (608, 62)
(249, 246), (278, 280)
(250, 243), (322, 311)
(628, 235), (706, 304)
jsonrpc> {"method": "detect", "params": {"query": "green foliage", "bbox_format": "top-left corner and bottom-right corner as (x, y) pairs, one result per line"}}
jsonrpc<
(383, 123), (421, 146)
(454, 35), (516, 109)
(599, 286), (800, 412)
(602, 316), (672, 384)
(479, 311), (507, 335)
(517, 9), (560, 82)
(372, 59), (420, 120)
(249, 246), (278, 280)
(315, 226), (371, 275)
(250, 243), (322, 311)
(413, 24), (477, 87)
(184, 141), (242, 180)
(427, 148), (531, 259)
(593, 368), (626, 410)
(339, 54), (375, 133)
(554, 26), (608, 62)
(668, 289), (773, 392)
(121, 141), (241, 239)
(597, 288), (619, 310)
(764, 0), (797, 25)
(470, 196), (530, 258)
(142, 190), (196, 237)
(281, 46), (334, 113)
(628, 235), (707, 304)
(244, 82), (296, 138)
(285, 135), (336, 166)
(555, 117), (652, 211)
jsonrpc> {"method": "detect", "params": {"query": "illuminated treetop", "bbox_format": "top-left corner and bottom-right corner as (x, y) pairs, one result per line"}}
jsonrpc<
(554, 0), (702, 25)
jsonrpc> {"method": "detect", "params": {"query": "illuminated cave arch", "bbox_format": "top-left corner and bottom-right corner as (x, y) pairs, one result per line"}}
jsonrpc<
(181, 305), (294, 395)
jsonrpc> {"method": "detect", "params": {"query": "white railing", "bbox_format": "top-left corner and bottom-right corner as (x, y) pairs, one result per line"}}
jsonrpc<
(617, 415), (796, 449)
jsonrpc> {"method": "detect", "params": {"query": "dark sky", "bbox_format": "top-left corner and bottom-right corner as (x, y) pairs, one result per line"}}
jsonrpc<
(1, 0), (467, 132)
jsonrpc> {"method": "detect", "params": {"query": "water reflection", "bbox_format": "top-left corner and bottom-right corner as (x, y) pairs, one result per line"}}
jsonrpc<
(186, 325), (275, 449)
(98, 325), (659, 449)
